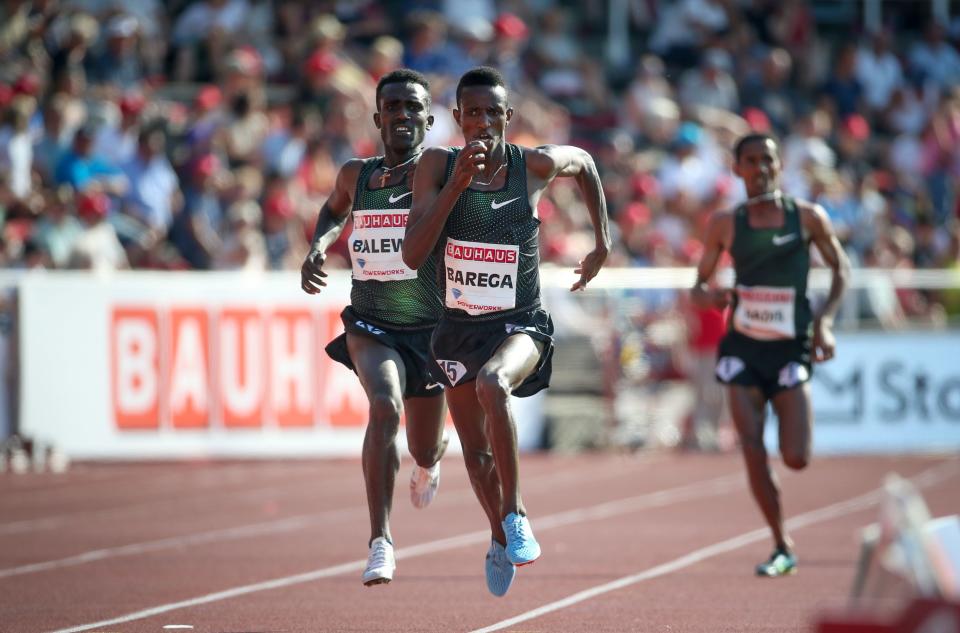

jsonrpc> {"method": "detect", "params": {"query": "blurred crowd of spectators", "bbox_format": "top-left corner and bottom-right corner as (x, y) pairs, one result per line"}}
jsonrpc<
(1, 0), (959, 322)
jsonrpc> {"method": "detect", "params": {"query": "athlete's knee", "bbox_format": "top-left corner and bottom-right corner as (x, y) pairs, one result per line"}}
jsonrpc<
(408, 441), (443, 468)
(475, 368), (510, 409)
(462, 447), (495, 477)
(368, 393), (402, 432)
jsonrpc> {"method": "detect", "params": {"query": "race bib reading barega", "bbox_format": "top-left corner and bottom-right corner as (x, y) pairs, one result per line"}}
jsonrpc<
(733, 284), (796, 340)
(348, 209), (417, 281)
(444, 237), (519, 315)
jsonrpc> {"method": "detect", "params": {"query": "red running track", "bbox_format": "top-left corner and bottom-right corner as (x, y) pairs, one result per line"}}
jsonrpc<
(0, 453), (956, 633)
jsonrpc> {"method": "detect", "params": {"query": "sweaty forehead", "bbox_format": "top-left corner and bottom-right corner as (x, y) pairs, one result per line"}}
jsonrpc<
(459, 85), (508, 108)
(379, 82), (430, 105)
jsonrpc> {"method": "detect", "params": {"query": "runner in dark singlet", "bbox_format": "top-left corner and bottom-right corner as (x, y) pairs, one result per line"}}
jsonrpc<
(300, 69), (449, 587)
(691, 133), (850, 577)
(403, 67), (611, 596)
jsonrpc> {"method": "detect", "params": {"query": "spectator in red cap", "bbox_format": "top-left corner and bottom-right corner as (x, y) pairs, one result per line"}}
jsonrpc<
(297, 49), (352, 122)
(93, 91), (146, 167)
(489, 13), (529, 89)
(836, 113), (871, 174)
(262, 182), (301, 270)
(68, 190), (129, 271)
(186, 85), (226, 155)
(169, 153), (226, 269)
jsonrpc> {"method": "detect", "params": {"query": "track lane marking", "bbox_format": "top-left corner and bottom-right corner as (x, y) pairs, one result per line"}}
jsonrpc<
(468, 459), (960, 633)
(1, 456), (680, 574)
(47, 472), (745, 633)
(0, 454), (666, 535)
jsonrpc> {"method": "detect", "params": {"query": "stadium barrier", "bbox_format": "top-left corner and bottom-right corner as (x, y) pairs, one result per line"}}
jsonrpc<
(2, 267), (958, 459)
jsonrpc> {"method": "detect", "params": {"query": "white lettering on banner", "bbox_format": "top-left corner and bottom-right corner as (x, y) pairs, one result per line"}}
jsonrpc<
(168, 310), (209, 428)
(269, 313), (313, 427)
(115, 316), (158, 424)
(349, 209), (417, 281)
(757, 333), (960, 454)
(733, 284), (796, 340)
(220, 313), (264, 427)
(110, 306), (368, 432)
(444, 238), (519, 315)
(169, 315), (207, 419)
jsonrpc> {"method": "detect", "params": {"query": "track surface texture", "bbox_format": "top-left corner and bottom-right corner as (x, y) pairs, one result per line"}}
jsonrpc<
(1, 453), (956, 633)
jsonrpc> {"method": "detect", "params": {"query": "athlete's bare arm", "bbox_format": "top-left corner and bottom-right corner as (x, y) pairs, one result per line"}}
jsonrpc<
(799, 201), (851, 362)
(691, 210), (736, 309)
(525, 145), (611, 291)
(403, 143), (485, 270)
(300, 159), (363, 294)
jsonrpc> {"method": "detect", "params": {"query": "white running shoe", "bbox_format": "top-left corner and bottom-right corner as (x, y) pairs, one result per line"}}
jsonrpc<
(409, 461), (440, 509)
(362, 537), (395, 586)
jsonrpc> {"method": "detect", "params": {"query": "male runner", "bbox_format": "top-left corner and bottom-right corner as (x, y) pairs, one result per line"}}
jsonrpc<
(402, 66), (610, 596)
(301, 69), (448, 587)
(691, 133), (850, 577)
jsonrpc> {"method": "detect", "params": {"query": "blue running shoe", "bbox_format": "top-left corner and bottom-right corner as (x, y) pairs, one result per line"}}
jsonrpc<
(502, 512), (541, 566)
(485, 539), (516, 597)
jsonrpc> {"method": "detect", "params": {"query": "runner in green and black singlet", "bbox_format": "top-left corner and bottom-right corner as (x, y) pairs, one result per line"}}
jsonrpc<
(348, 156), (441, 326)
(403, 67), (611, 597)
(692, 133), (850, 580)
(436, 142), (540, 319)
(300, 70), (450, 588)
(728, 196), (812, 342)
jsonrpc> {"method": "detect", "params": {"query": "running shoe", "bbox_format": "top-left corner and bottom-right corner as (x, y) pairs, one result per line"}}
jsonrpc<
(502, 512), (541, 566)
(409, 432), (449, 509)
(755, 547), (797, 577)
(362, 536), (395, 586)
(485, 539), (516, 597)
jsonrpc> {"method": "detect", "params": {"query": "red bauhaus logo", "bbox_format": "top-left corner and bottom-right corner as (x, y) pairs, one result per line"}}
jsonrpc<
(111, 305), (367, 431)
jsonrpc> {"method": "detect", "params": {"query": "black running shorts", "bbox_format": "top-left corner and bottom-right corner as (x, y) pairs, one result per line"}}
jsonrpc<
(428, 307), (554, 397)
(325, 306), (443, 399)
(715, 330), (812, 399)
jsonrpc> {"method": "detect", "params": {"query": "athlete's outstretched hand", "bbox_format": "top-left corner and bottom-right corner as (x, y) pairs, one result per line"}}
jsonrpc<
(571, 245), (608, 291)
(301, 249), (328, 294)
(812, 319), (836, 363)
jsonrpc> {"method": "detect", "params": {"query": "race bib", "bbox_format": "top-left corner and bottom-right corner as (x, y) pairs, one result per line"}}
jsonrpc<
(444, 238), (519, 315)
(348, 209), (417, 281)
(733, 285), (796, 340)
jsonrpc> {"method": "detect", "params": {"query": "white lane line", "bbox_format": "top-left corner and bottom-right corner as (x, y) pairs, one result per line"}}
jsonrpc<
(2, 455), (680, 576)
(468, 459), (960, 633)
(0, 470), (357, 536)
(0, 509), (355, 579)
(0, 453), (663, 536)
(47, 472), (745, 633)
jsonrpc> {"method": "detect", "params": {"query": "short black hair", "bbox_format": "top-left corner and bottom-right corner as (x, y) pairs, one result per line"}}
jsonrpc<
(733, 133), (778, 161)
(375, 69), (431, 110)
(456, 66), (506, 106)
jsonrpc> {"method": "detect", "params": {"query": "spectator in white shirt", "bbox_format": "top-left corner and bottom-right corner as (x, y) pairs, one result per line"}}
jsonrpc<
(67, 189), (129, 271)
(122, 124), (180, 233)
(855, 31), (904, 112)
(910, 21), (960, 92)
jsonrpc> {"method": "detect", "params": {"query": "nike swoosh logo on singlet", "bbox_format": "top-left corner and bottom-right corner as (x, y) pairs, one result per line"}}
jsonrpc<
(388, 191), (413, 203)
(491, 196), (521, 210)
(772, 233), (797, 246)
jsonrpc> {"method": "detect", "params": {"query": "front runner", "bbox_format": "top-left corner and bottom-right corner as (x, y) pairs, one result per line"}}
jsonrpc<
(403, 66), (610, 596)
(300, 69), (448, 587)
(691, 133), (850, 577)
